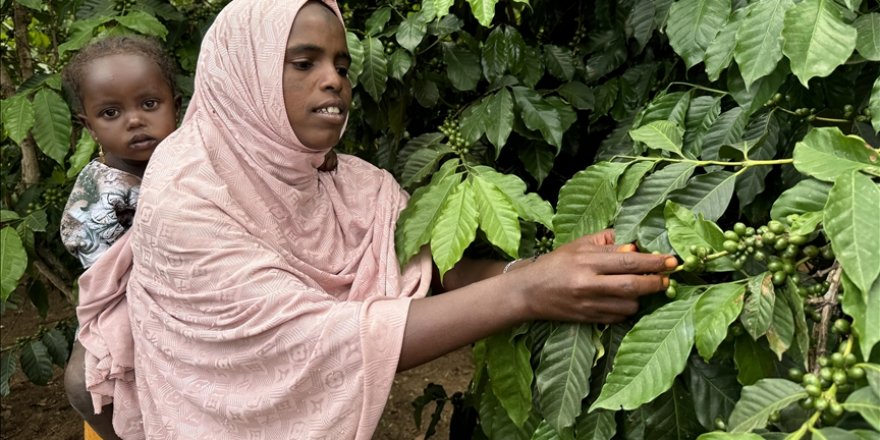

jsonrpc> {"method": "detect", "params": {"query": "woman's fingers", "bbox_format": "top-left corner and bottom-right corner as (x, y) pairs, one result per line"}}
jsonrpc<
(584, 274), (669, 298)
(579, 251), (677, 275)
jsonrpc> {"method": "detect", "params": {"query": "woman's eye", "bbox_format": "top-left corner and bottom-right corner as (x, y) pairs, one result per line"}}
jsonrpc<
(101, 108), (119, 118)
(336, 66), (349, 77)
(143, 99), (159, 110)
(291, 61), (312, 70)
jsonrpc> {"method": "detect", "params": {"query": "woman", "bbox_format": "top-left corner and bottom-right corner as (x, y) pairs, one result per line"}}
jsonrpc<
(78, 0), (673, 438)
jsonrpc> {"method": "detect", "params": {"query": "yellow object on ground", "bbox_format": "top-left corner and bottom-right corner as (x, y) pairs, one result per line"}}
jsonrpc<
(84, 422), (103, 440)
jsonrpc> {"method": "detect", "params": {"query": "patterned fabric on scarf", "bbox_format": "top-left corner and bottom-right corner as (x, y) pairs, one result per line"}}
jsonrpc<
(75, 0), (432, 438)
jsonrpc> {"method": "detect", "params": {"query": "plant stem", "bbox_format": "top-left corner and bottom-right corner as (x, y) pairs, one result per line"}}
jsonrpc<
(667, 82), (728, 95)
(612, 155), (794, 168)
(809, 263), (842, 374)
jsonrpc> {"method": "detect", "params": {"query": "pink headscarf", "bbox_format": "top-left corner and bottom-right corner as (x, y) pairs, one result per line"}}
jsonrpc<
(76, 0), (432, 437)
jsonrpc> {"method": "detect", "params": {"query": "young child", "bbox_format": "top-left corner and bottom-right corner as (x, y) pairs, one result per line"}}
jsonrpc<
(59, 34), (181, 440)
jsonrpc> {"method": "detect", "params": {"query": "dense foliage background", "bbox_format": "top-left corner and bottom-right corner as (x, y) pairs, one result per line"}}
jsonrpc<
(1, 0), (879, 438)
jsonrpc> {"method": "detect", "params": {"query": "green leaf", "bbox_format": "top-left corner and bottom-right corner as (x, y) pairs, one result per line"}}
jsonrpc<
(530, 421), (563, 440)
(467, 0), (499, 27)
(854, 13), (880, 61)
(841, 273), (880, 364)
(664, 200), (734, 272)
(683, 96), (722, 157)
(115, 11), (168, 39)
(614, 162), (696, 244)
(575, 408), (616, 440)
(396, 14), (427, 52)
(687, 357), (741, 431)
(697, 433), (763, 440)
(31, 88), (71, 165)
(1, 227), (27, 303)
(872, 76), (880, 133)
(513, 45), (545, 88)
(770, 178), (831, 221)
(57, 17), (108, 57)
(486, 330), (533, 427)
(643, 382), (703, 440)
(591, 296), (698, 411)
(0, 352), (15, 397)
(0, 211), (20, 222)
(668, 170), (736, 222)
(765, 284), (795, 359)
(472, 174), (521, 258)
(558, 81), (594, 111)
(389, 49), (413, 80)
(782, 0), (858, 87)
(824, 170), (880, 294)
(629, 120), (684, 157)
(617, 161), (654, 203)
(512, 86), (565, 151)
(482, 26), (510, 81)
(793, 127), (880, 182)
(345, 32), (364, 86)
(360, 37), (388, 101)
(395, 160), (461, 266)
(728, 378), (806, 432)
(741, 274), (776, 340)
(479, 386), (534, 439)
(627, 0), (657, 51)
(857, 363), (880, 398)
(733, 336), (776, 386)
(695, 282), (746, 361)
(19, 340), (54, 386)
(553, 162), (628, 246)
(431, 181), (478, 280)
(638, 91), (687, 126)
(637, 205), (674, 254)
(485, 88), (515, 156)
(518, 144), (555, 187)
(41, 328), (70, 367)
(734, 0), (793, 90)
(20, 210), (47, 233)
(472, 166), (554, 229)
(666, 0), (732, 68)
(728, 62), (789, 115)
(413, 75), (439, 107)
(445, 43), (481, 91)
(1, 94), (34, 144)
(809, 428), (862, 440)
(537, 324), (596, 433)
(705, 9), (747, 82)
(843, 387), (880, 430)
(700, 107), (748, 160)
(16, 0), (42, 9)
(67, 130), (97, 177)
(430, 0), (455, 20)
(544, 45), (575, 81)
(401, 146), (449, 189)
(365, 6), (392, 35)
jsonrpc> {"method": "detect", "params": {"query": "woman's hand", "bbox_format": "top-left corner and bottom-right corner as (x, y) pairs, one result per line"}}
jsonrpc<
(511, 229), (675, 324)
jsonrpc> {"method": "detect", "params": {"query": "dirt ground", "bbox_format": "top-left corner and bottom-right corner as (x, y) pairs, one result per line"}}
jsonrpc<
(0, 297), (474, 440)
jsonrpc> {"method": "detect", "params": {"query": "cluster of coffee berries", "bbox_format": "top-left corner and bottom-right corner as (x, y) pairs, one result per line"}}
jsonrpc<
(535, 236), (554, 254)
(439, 118), (469, 155)
(719, 220), (832, 281)
(42, 187), (64, 207)
(790, 338), (864, 423)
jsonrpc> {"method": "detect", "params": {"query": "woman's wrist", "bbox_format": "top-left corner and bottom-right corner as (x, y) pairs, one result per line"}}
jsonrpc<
(501, 254), (539, 274)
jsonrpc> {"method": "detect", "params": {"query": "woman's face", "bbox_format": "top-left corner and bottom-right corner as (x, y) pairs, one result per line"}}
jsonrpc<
(283, 2), (352, 151)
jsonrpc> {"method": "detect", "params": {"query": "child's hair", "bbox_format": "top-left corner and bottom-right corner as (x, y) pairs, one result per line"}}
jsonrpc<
(62, 35), (179, 115)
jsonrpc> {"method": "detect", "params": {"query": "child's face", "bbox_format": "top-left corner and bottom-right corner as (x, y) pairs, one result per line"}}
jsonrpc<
(283, 2), (352, 151)
(79, 53), (177, 167)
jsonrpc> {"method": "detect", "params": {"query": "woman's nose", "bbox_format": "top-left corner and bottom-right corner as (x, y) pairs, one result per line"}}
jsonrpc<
(320, 64), (343, 92)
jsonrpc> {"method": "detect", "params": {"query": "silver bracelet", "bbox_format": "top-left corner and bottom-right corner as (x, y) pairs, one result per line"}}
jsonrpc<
(502, 255), (539, 274)
(502, 259), (521, 274)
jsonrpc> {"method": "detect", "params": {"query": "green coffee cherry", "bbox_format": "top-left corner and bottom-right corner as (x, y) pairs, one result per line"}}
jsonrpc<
(832, 319), (850, 335)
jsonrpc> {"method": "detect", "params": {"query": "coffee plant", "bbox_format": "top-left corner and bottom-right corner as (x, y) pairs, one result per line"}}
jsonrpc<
(2, 0), (879, 438)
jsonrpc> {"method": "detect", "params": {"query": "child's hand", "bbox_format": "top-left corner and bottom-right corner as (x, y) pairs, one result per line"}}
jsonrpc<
(318, 150), (338, 172)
